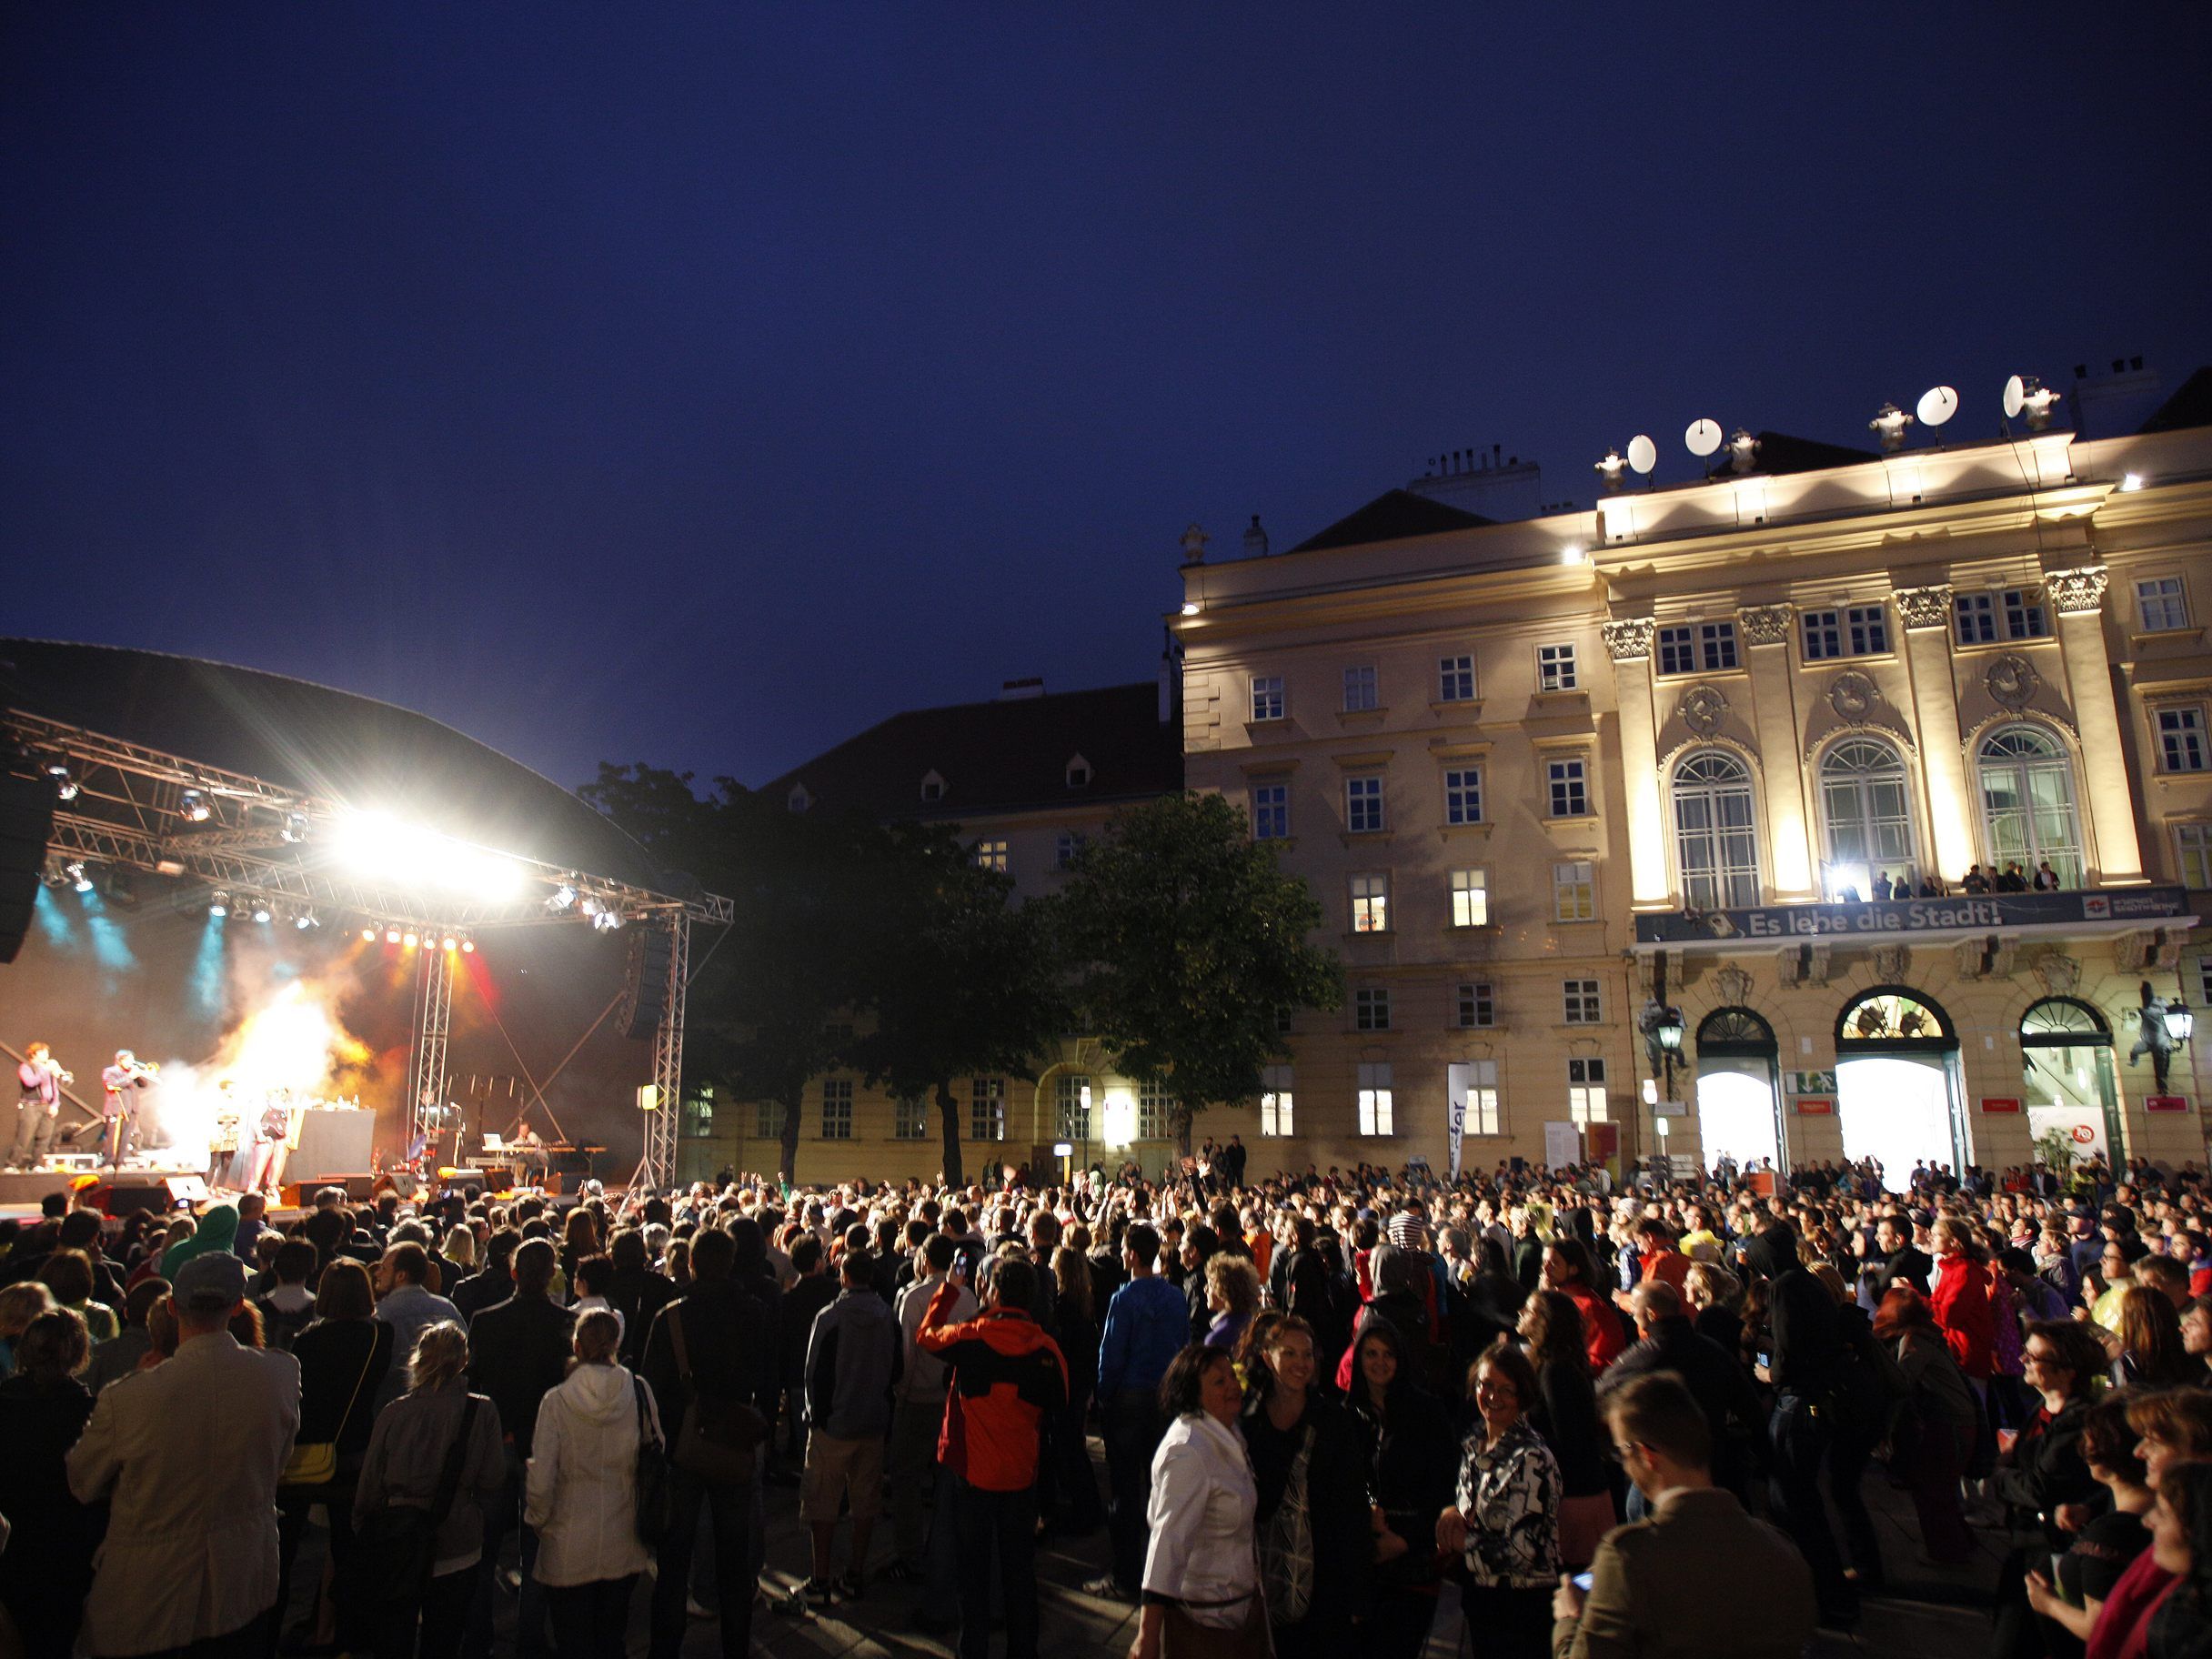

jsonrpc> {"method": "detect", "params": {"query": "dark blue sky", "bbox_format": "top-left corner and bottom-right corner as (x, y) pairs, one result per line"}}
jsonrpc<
(6, 6), (2206, 794)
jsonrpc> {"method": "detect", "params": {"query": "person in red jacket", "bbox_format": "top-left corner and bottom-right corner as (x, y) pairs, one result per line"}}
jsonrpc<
(1543, 1238), (1626, 1373)
(917, 1253), (1068, 1659)
(1928, 1218), (1997, 1385)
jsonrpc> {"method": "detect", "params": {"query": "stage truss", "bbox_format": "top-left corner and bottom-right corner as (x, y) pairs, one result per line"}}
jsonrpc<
(9, 709), (729, 1189)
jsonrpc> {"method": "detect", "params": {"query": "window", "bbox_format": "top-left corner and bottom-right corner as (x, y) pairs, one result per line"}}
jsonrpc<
(1956, 588), (2047, 643)
(1673, 749), (1761, 908)
(1657, 622), (1737, 675)
(1259, 1065), (1292, 1137)
(1354, 987), (1392, 1031)
(1357, 1063), (1395, 1136)
(1819, 738), (1916, 890)
(1804, 606), (1889, 658)
(1978, 724), (2082, 886)
(1538, 643), (1578, 692)
(1449, 867), (1489, 928)
(2177, 825), (2212, 890)
(1346, 775), (1385, 833)
(2158, 707), (2208, 773)
(820, 1078), (852, 1141)
(1251, 782), (1289, 840)
(1343, 664), (1379, 712)
(1456, 981), (1496, 1029)
(1138, 1079), (1169, 1140)
(920, 774), (945, 802)
(1439, 655), (1476, 702)
(1056, 1073), (1091, 1140)
(1567, 1058), (1608, 1125)
(755, 1100), (780, 1138)
(1053, 830), (1086, 870)
(1444, 767), (1483, 826)
(1553, 860), (1595, 921)
(2138, 577), (2191, 633)
(1453, 1059), (1501, 1137)
(1066, 756), (1091, 788)
(1563, 979), (1603, 1024)
(1251, 675), (1285, 722)
(893, 1094), (928, 1141)
(1547, 758), (1588, 818)
(974, 840), (1008, 872)
(970, 1077), (1005, 1141)
(1350, 872), (1390, 933)
(679, 1091), (715, 1139)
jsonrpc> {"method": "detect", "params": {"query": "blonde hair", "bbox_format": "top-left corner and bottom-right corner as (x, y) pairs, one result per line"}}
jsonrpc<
(444, 1225), (477, 1270)
(571, 1309), (622, 1368)
(1684, 1263), (1740, 1312)
(1205, 1252), (1262, 1319)
(0, 1282), (56, 1341)
(409, 1321), (470, 1393)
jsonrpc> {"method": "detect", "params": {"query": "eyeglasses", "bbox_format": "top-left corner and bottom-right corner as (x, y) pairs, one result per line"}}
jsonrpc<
(1607, 1441), (1642, 1464)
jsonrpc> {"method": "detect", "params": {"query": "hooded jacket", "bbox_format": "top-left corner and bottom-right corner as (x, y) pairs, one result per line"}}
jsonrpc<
(161, 1204), (239, 1282)
(916, 1281), (1068, 1491)
(526, 1361), (661, 1587)
(805, 1286), (902, 1439)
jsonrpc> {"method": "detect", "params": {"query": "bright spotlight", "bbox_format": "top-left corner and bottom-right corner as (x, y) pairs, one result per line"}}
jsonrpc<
(282, 812), (310, 843)
(591, 909), (622, 933)
(210, 890), (231, 918)
(2121, 472), (2145, 492)
(402, 930), (419, 949)
(296, 911), (319, 930)
(335, 811), (526, 901)
(1560, 544), (1587, 566)
(441, 935), (458, 951)
(548, 883), (577, 912)
(361, 927), (378, 942)
(385, 927), (403, 945)
(181, 789), (212, 823)
(45, 761), (79, 800)
(66, 860), (93, 893)
(1180, 602), (1201, 617)
(251, 900), (272, 923)
(460, 936), (477, 954)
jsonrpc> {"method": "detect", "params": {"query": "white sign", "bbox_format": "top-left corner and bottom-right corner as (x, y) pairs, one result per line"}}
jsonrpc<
(2026, 1103), (2108, 1165)
(1543, 1121), (1580, 1171)
(1654, 1098), (1688, 1118)
(1445, 1063), (1472, 1181)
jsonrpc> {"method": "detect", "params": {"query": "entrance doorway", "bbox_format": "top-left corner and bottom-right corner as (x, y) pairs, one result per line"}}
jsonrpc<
(1694, 1007), (1782, 1176)
(1835, 987), (1964, 1192)
(2020, 996), (2123, 1168)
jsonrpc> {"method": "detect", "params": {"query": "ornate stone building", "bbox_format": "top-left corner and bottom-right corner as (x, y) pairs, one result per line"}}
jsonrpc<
(1177, 392), (2212, 1185)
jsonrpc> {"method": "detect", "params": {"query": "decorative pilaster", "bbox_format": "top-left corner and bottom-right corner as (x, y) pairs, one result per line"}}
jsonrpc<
(2045, 566), (2110, 616)
(2046, 562), (2144, 881)
(1893, 585), (1976, 880)
(1740, 607), (1816, 898)
(1737, 605), (1794, 647)
(1604, 617), (1672, 909)
(1893, 585), (1956, 631)
(1602, 618), (1655, 661)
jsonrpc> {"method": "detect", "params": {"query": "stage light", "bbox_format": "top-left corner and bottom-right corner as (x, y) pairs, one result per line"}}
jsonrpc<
(440, 934), (457, 951)
(591, 908), (623, 932)
(181, 789), (212, 822)
(386, 927), (403, 944)
(361, 927), (378, 943)
(282, 812), (310, 843)
(2121, 472), (2145, 492)
(548, 883), (577, 912)
(460, 935), (477, 954)
(296, 910), (319, 930)
(334, 811), (527, 901)
(251, 900), (272, 923)
(45, 761), (79, 800)
(210, 890), (231, 918)
(402, 930), (419, 949)
(66, 861), (93, 893)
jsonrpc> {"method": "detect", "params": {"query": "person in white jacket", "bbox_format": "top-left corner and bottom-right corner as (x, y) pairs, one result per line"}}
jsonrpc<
(527, 1310), (663, 1659)
(1131, 1342), (1262, 1659)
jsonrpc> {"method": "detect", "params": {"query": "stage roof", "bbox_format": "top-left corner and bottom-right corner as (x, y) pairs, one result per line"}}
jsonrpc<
(1, 638), (663, 891)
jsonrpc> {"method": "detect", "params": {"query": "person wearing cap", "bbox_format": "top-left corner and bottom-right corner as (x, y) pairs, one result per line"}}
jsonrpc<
(66, 1249), (301, 1658)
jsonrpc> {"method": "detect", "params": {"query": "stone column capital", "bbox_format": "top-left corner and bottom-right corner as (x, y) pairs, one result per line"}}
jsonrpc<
(1602, 618), (1655, 661)
(1737, 604), (1794, 647)
(2045, 566), (2110, 615)
(1892, 584), (1956, 631)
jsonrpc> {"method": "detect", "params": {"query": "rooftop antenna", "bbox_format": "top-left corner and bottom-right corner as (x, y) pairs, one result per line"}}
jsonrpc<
(1916, 385), (1960, 437)
(1626, 434), (1657, 482)
(2002, 374), (2026, 424)
(1684, 418), (1723, 478)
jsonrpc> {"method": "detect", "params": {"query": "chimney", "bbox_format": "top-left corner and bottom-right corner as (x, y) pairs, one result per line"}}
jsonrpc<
(997, 678), (1045, 701)
(1242, 514), (1270, 558)
(1159, 627), (1183, 725)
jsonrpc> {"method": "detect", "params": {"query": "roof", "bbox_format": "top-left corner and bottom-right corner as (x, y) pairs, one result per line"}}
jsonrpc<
(1738, 429), (1881, 475)
(0, 638), (664, 889)
(1289, 488), (1495, 554)
(2140, 367), (2212, 434)
(767, 680), (1182, 821)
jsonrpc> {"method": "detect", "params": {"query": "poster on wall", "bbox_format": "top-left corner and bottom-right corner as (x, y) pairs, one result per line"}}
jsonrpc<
(2027, 1103), (2108, 1164)
(1543, 1121), (1580, 1171)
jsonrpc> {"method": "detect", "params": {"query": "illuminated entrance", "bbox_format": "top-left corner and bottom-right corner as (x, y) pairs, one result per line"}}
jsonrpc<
(2020, 996), (2124, 1167)
(1694, 1006), (1783, 1174)
(1835, 987), (1965, 1191)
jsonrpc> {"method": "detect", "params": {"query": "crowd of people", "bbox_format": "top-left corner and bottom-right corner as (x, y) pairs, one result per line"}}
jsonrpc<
(5, 1148), (2212, 1659)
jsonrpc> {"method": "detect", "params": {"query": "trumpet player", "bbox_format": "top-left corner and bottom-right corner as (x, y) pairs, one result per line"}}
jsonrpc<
(11, 1040), (70, 1168)
(100, 1048), (155, 1170)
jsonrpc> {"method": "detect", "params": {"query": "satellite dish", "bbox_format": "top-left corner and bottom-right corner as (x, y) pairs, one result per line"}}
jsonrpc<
(1684, 419), (1723, 458)
(1626, 434), (1657, 475)
(2002, 374), (2026, 420)
(1917, 386), (1959, 427)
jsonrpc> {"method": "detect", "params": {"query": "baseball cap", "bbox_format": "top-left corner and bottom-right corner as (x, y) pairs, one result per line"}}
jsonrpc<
(172, 1251), (247, 1313)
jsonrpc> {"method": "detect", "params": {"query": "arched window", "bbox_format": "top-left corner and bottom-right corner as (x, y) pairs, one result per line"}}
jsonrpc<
(1818, 738), (1916, 891)
(1978, 725), (2082, 885)
(1835, 986), (1956, 1051)
(2019, 996), (2110, 1046)
(1696, 1006), (1778, 1056)
(1672, 749), (1760, 909)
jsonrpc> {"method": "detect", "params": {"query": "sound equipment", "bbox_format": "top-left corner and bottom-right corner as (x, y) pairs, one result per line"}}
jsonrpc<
(373, 1171), (421, 1200)
(98, 1176), (204, 1216)
(0, 770), (57, 965)
(618, 924), (674, 1040)
(280, 1171), (377, 1206)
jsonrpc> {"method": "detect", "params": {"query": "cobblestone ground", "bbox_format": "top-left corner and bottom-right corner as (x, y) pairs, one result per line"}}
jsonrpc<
(287, 1437), (1998, 1659)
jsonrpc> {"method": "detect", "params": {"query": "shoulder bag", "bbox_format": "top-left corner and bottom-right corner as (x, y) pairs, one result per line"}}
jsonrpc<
(669, 1305), (768, 1485)
(354, 1395), (482, 1604)
(633, 1374), (672, 1543)
(282, 1331), (377, 1488)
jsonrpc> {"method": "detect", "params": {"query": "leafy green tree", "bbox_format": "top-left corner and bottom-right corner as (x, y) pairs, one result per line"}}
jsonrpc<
(1056, 791), (1341, 1154)
(850, 823), (1068, 1186)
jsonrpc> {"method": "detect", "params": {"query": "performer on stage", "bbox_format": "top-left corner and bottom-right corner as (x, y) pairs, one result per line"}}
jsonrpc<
(99, 1050), (155, 1171)
(508, 1122), (549, 1184)
(11, 1041), (69, 1169)
(208, 1079), (243, 1189)
(245, 1093), (292, 1198)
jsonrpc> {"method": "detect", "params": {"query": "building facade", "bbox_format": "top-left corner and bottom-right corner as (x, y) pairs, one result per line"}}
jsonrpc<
(1177, 404), (2212, 1186)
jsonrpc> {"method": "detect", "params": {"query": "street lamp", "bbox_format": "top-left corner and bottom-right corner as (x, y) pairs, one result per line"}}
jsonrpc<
(2165, 1000), (2195, 1049)
(1640, 999), (1687, 1100)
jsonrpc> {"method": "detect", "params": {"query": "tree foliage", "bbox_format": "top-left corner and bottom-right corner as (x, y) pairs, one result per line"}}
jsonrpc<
(1056, 791), (1341, 1151)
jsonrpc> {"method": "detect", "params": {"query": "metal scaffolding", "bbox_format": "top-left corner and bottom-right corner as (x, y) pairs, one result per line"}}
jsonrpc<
(637, 910), (689, 1190)
(408, 943), (455, 1155)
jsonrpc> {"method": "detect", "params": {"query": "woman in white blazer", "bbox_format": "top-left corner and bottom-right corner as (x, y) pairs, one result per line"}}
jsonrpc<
(1132, 1342), (1264, 1659)
(526, 1309), (662, 1659)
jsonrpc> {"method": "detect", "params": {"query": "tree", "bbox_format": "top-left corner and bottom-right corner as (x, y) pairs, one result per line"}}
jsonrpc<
(850, 824), (1067, 1186)
(582, 764), (881, 1184)
(1056, 791), (1341, 1154)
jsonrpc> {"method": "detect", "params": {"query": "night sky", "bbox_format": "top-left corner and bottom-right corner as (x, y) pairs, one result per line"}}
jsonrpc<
(6, 6), (2207, 796)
